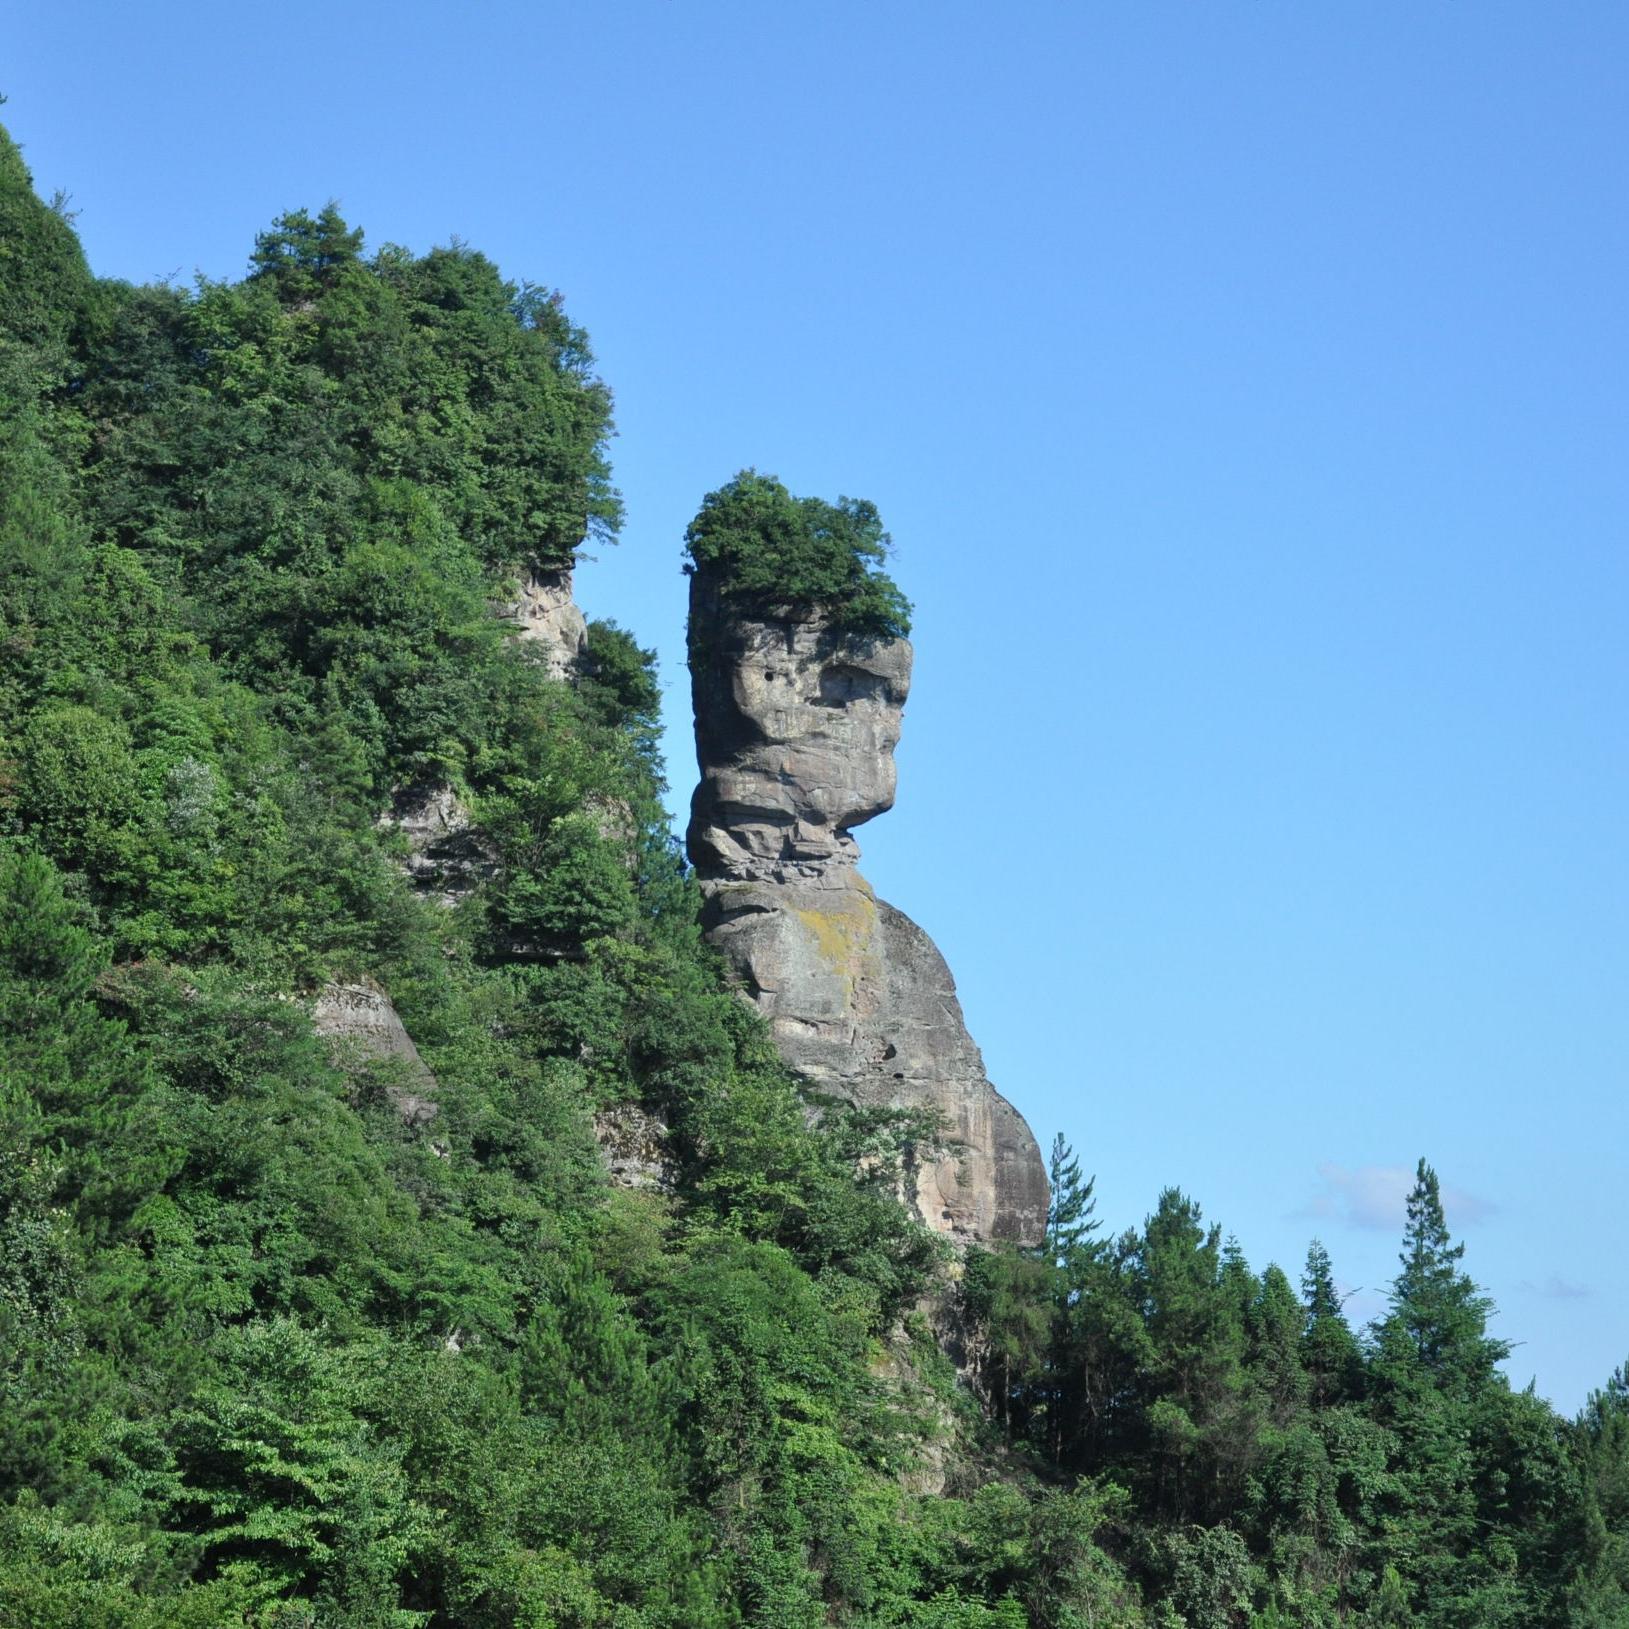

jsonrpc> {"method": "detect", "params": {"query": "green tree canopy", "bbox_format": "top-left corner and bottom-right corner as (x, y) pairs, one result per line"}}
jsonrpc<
(684, 469), (912, 639)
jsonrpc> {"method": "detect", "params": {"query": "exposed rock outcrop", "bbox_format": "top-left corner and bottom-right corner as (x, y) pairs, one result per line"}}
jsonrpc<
(379, 783), (498, 907)
(686, 575), (1048, 1246)
(496, 562), (589, 680)
(312, 977), (439, 1127)
(594, 1103), (676, 1192)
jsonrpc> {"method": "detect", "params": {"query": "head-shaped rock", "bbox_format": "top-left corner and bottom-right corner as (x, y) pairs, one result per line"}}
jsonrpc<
(688, 575), (912, 880)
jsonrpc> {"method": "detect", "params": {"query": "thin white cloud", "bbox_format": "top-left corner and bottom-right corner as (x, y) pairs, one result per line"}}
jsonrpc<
(1296, 1162), (1496, 1233)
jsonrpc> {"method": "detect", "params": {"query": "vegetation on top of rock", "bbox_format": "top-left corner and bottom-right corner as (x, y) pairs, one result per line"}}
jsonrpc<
(684, 469), (913, 641)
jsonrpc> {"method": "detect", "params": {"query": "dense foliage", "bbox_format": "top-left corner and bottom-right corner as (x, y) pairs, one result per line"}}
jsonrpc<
(684, 470), (912, 641)
(3, 122), (1626, 1626)
(958, 1154), (1629, 1625)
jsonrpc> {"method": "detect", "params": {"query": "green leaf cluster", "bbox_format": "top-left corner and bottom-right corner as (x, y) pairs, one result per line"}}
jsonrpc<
(685, 470), (912, 641)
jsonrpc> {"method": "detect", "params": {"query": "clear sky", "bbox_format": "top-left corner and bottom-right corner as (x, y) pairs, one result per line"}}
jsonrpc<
(7, 1), (1625, 1409)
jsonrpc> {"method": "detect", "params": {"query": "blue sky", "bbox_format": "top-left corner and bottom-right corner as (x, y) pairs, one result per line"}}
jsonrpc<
(8, 1), (1625, 1407)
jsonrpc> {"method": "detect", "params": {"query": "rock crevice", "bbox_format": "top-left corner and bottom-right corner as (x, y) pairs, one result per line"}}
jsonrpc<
(686, 574), (1048, 1246)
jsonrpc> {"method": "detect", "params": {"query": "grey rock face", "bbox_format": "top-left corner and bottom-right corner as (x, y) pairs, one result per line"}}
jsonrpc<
(495, 562), (589, 681)
(379, 783), (497, 907)
(688, 576), (912, 879)
(594, 1103), (676, 1192)
(312, 977), (439, 1127)
(686, 575), (1048, 1246)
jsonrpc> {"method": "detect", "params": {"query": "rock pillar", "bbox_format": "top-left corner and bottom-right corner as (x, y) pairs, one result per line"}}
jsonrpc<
(686, 573), (1048, 1246)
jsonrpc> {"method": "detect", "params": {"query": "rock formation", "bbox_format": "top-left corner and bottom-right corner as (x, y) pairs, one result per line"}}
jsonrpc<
(686, 573), (1048, 1246)
(312, 977), (439, 1127)
(594, 1103), (676, 1193)
(379, 783), (497, 908)
(496, 562), (588, 680)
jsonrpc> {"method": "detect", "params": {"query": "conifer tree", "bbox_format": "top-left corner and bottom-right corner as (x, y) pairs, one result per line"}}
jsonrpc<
(1381, 1158), (1507, 1389)
(1564, 1359), (1629, 1619)
(1045, 1132), (1098, 1265)
(1247, 1263), (1309, 1420)
(248, 204), (365, 303)
(1369, 1160), (1514, 1623)
(1300, 1239), (1361, 1406)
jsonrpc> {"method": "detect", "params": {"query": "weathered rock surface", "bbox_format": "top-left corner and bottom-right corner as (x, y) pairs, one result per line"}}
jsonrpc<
(594, 1103), (676, 1192)
(686, 575), (1048, 1246)
(495, 562), (588, 681)
(688, 579), (912, 879)
(379, 783), (497, 907)
(312, 977), (439, 1127)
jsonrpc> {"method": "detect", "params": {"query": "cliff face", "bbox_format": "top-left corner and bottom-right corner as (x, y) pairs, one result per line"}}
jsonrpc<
(495, 562), (589, 681)
(687, 574), (1048, 1246)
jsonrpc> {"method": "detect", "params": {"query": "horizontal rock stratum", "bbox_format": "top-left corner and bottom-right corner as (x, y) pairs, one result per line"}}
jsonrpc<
(686, 572), (1048, 1246)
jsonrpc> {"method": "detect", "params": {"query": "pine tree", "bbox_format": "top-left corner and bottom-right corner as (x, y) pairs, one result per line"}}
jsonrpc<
(248, 204), (365, 303)
(1382, 1158), (1507, 1389)
(1300, 1239), (1360, 1406)
(1369, 1160), (1514, 1622)
(1045, 1132), (1098, 1266)
(1247, 1263), (1309, 1420)
(1563, 1358), (1629, 1620)
(1134, 1191), (1249, 1522)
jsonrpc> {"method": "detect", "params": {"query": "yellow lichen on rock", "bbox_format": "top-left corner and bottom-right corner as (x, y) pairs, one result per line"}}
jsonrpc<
(794, 890), (879, 1002)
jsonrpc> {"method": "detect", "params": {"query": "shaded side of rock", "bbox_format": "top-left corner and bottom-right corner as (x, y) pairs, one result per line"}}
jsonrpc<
(312, 977), (438, 1126)
(378, 783), (498, 907)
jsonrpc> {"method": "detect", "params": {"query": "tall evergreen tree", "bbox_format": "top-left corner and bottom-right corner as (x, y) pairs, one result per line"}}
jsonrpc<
(1300, 1239), (1361, 1406)
(1045, 1132), (1098, 1265)
(1132, 1191), (1250, 1523)
(1247, 1263), (1310, 1421)
(1381, 1159), (1507, 1390)
(1563, 1359), (1629, 1621)
(1369, 1160), (1519, 1624)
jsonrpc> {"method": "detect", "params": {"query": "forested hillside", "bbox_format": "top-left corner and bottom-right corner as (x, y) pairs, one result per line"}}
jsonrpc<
(2, 122), (1626, 1627)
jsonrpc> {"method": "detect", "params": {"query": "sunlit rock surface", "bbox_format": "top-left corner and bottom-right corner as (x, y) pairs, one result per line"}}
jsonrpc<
(686, 573), (1047, 1246)
(495, 562), (588, 680)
